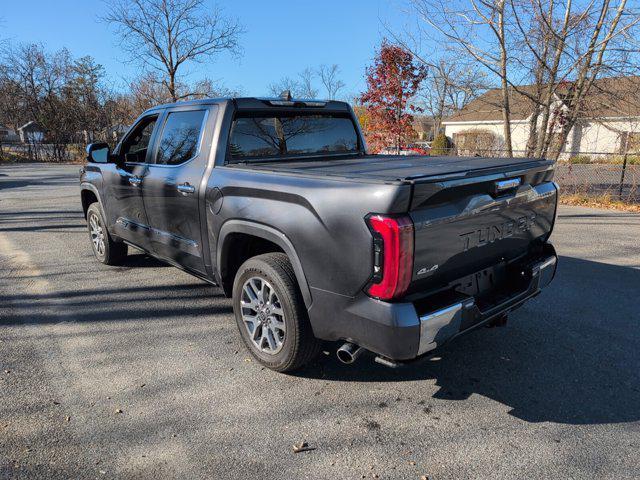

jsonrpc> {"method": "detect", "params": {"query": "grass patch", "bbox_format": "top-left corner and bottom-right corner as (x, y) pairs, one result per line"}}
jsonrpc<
(0, 148), (30, 163)
(0, 149), (84, 164)
(567, 155), (592, 164)
(561, 154), (640, 165)
(560, 193), (640, 212)
(605, 155), (640, 165)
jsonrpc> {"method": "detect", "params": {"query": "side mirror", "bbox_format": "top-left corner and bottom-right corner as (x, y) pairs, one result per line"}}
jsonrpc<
(86, 142), (111, 164)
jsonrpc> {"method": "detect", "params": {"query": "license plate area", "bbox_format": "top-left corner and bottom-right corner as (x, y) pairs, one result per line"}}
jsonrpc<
(455, 263), (507, 299)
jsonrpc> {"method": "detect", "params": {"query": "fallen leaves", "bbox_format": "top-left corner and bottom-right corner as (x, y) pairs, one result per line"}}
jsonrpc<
(292, 441), (315, 453)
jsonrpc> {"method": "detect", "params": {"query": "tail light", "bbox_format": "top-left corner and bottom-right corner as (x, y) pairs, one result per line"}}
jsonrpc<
(366, 214), (414, 300)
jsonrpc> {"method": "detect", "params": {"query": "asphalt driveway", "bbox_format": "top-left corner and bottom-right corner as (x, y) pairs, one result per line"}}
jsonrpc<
(1, 164), (639, 479)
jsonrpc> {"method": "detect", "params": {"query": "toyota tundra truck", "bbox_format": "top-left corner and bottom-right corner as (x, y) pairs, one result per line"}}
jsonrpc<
(79, 95), (558, 372)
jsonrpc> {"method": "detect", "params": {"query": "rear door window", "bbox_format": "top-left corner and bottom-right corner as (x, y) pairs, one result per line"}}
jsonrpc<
(229, 114), (359, 160)
(155, 110), (207, 166)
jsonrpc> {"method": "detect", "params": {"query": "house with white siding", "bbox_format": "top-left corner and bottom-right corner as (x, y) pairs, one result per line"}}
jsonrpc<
(17, 121), (45, 144)
(0, 124), (19, 143)
(443, 76), (640, 157)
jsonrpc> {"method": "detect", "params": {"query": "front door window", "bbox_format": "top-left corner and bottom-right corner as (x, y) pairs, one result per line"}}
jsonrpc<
(121, 116), (158, 163)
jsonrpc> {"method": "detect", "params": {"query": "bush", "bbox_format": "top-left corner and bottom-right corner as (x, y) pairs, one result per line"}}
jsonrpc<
(430, 133), (451, 155)
(452, 129), (499, 156)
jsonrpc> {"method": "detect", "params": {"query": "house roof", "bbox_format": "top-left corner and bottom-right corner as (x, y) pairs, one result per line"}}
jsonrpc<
(444, 75), (640, 123)
(413, 115), (436, 132)
(579, 75), (640, 118)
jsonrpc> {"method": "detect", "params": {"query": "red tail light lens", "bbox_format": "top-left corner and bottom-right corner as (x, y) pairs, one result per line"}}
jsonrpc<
(366, 214), (414, 300)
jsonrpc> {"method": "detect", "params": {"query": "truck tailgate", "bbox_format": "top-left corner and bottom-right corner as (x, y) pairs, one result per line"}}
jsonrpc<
(408, 164), (557, 292)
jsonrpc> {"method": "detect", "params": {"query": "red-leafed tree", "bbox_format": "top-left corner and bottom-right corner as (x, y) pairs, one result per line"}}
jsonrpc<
(360, 41), (427, 153)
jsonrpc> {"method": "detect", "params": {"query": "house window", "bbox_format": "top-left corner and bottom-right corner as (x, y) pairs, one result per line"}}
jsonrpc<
(618, 132), (640, 154)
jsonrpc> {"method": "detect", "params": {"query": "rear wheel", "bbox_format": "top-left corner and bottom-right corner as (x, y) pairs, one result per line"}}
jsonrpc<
(232, 253), (321, 372)
(86, 202), (127, 265)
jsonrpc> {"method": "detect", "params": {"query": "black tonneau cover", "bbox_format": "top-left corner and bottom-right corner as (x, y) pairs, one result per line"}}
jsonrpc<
(237, 155), (554, 183)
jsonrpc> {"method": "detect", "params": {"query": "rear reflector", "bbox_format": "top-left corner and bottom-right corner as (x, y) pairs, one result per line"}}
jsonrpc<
(366, 214), (414, 300)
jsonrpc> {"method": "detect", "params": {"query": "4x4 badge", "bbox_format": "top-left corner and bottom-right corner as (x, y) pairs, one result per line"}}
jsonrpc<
(417, 264), (439, 276)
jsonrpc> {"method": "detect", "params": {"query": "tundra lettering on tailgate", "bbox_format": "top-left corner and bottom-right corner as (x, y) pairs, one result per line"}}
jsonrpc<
(459, 213), (537, 251)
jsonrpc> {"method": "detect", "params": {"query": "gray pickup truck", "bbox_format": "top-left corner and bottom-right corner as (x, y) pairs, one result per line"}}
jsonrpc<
(80, 95), (558, 372)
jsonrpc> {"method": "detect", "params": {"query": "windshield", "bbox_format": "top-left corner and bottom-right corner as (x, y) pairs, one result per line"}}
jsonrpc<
(229, 113), (360, 161)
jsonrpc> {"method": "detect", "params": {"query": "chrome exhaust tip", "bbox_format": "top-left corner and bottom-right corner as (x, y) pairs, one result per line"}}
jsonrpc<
(336, 342), (364, 364)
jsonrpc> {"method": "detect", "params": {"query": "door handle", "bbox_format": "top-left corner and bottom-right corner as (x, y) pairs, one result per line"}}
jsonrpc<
(177, 183), (195, 195)
(129, 176), (142, 186)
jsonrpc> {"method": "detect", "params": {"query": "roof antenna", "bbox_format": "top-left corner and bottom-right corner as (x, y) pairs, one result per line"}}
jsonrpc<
(280, 90), (292, 101)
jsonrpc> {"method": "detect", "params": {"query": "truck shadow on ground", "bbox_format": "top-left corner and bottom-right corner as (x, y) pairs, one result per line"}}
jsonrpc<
(0, 281), (229, 325)
(299, 256), (640, 426)
(114, 253), (171, 269)
(0, 175), (75, 191)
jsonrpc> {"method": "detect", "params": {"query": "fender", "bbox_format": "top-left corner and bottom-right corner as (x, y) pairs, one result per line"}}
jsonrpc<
(217, 219), (313, 308)
(80, 182), (104, 216)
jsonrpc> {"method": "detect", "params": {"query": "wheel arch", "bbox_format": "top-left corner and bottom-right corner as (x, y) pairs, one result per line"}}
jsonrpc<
(80, 183), (103, 219)
(217, 220), (312, 308)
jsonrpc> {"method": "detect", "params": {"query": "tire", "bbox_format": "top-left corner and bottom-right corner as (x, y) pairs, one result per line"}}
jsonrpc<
(232, 252), (321, 372)
(86, 202), (128, 265)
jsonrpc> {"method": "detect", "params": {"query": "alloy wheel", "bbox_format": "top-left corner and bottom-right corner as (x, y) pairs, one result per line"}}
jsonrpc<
(89, 213), (106, 257)
(240, 276), (286, 355)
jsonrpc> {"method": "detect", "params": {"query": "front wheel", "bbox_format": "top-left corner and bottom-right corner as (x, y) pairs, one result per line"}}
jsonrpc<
(232, 253), (321, 372)
(86, 202), (127, 265)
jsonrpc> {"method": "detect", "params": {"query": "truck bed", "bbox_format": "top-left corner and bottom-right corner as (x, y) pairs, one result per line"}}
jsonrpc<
(230, 154), (554, 184)
(229, 153), (558, 298)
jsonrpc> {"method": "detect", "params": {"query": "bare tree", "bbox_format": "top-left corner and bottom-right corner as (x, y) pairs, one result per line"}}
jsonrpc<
(298, 67), (318, 98)
(1, 43), (126, 158)
(2, 44), (77, 160)
(318, 64), (346, 100)
(67, 56), (109, 143)
(507, 0), (639, 158)
(407, 0), (513, 154)
(406, 0), (640, 159)
(416, 59), (488, 138)
(268, 65), (345, 99)
(0, 69), (26, 132)
(128, 71), (172, 111)
(104, 0), (243, 102)
(508, 0), (575, 156)
(546, 0), (637, 158)
(186, 78), (241, 99)
(267, 77), (303, 98)
(102, 91), (136, 141)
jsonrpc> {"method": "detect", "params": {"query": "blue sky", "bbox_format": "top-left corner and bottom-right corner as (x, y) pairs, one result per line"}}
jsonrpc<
(0, 0), (412, 97)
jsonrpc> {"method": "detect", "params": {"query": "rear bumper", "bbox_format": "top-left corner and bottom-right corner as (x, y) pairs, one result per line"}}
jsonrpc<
(417, 250), (556, 356)
(307, 243), (557, 361)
